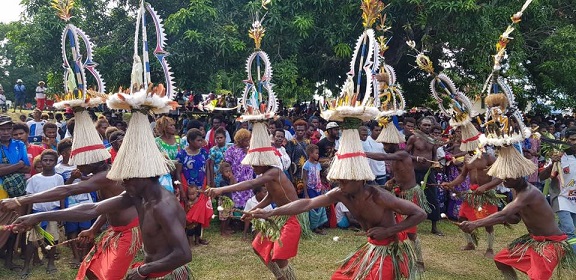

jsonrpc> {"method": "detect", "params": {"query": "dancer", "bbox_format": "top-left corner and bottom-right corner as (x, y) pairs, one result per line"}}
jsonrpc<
(366, 137), (429, 271)
(459, 177), (576, 279)
(441, 151), (502, 258)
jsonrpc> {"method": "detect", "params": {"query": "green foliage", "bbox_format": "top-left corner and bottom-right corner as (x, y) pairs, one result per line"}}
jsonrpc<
(0, 0), (574, 110)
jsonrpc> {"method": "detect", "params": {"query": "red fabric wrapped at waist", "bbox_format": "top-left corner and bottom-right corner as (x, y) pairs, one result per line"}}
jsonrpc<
(469, 184), (479, 191)
(368, 231), (408, 246)
(532, 234), (567, 242)
(110, 217), (139, 232)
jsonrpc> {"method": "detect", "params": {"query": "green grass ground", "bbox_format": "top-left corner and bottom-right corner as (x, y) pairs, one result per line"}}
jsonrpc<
(1, 219), (554, 280)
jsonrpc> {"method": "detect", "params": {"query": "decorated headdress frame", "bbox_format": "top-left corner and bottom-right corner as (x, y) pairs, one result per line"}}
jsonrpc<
(131, 0), (175, 98)
(320, 0), (384, 122)
(52, 0), (106, 109)
(237, 13), (278, 122)
(480, 0), (533, 147)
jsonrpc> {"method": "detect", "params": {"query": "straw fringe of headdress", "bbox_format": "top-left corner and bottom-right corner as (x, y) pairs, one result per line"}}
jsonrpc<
(237, 12), (281, 167)
(376, 117), (405, 144)
(323, 0), (389, 181)
(51, 0), (110, 165)
(107, 0), (178, 180)
(480, 0), (536, 179)
(407, 42), (480, 152)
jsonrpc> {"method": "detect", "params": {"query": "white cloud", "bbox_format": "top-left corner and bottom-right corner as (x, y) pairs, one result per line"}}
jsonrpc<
(0, 0), (24, 24)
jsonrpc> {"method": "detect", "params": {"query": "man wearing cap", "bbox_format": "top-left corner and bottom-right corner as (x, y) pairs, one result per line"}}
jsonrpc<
(0, 115), (31, 271)
(13, 79), (26, 113)
(35, 81), (47, 111)
(317, 121), (340, 162)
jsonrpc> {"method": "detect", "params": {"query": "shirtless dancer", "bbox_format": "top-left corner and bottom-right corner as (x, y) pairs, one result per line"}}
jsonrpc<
(442, 152), (502, 258)
(460, 177), (576, 279)
(367, 143), (429, 270)
(0, 161), (140, 280)
(406, 117), (443, 235)
(10, 177), (192, 280)
(207, 165), (307, 280)
(252, 179), (427, 279)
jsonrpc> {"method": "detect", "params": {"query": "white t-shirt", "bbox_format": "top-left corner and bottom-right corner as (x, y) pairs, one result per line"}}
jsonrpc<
(361, 137), (387, 176)
(558, 154), (576, 213)
(35, 86), (46, 99)
(26, 173), (64, 212)
(244, 195), (274, 231)
(26, 120), (46, 137)
(335, 202), (349, 223)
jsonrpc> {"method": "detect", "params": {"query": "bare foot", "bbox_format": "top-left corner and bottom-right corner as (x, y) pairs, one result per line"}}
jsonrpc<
(313, 228), (327, 235)
(484, 249), (494, 259)
(19, 267), (30, 279)
(5, 262), (23, 272)
(431, 230), (445, 236)
(198, 238), (209, 245)
(461, 243), (476, 251)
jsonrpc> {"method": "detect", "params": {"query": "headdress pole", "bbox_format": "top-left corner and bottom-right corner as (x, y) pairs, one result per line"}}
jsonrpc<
(238, 5), (281, 168)
(51, 0), (110, 165)
(321, 0), (389, 181)
(106, 1), (179, 181)
(407, 43), (480, 151)
(480, 0), (536, 179)
(372, 5), (406, 144)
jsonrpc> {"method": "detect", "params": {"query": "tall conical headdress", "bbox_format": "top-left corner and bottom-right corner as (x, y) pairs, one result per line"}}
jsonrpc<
(321, 0), (390, 181)
(407, 43), (480, 151)
(480, 0), (536, 179)
(238, 12), (281, 167)
(51, 0), (110, 165)
(106, 1), (179, 181)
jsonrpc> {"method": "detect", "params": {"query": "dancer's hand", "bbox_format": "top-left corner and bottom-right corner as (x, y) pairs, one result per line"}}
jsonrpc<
(125, 268), (147, 280)
(11, 215), (38, 233)
(249, 208), (271, 219)
(205, 188), (222, 199)
(459, 221), (478, 233)
(366, 227), (394, 240)
(0, 198), (20, 212)
(240, 213), (253, 222)
(78, 229), (96, 246)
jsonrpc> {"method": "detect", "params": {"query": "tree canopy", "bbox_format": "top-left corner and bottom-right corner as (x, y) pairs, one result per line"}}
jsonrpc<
(0, 0), (574, 110)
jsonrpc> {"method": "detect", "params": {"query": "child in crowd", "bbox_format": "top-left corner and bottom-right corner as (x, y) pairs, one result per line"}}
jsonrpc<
(218, 161), (235, 236)
(176, 128), (213, 245)
(55, 139), (94, 268)
(302, 144), (328, 235)
(32, 155), (43, 174)
(23, 150), (64, 277)
(184, 186), (204, 248)
(243, 186), (273, 240)
(209, 128), (233, 189)
(41, 123), (58, 150)
(335, 202), (360, 229)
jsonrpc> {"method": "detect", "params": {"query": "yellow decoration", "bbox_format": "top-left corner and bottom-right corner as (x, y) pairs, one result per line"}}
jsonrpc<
(249, 19), (266, 50)
(361, 0), (385, 29)
(51, 0), (75, 22)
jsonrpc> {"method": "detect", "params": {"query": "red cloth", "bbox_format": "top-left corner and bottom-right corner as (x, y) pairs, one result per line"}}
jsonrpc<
(329, 204), (337, 228)
(332, 232), (410, 280)
(459, 185), (498, 221)
(130, 262), (171, 278)
(252, 215), (301, 264)
(185, 193), (213, 228)
(459, 201), (498, 221)
(36, 98), (45, 111)
(26, 144), (44, 176)
(494, 234), (567, 280)
(76, 218), (141, 280)
(109, 148), (118, 163)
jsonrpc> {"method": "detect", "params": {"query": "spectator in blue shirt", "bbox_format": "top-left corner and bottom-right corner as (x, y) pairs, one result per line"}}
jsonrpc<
(13, 79), (26, 113)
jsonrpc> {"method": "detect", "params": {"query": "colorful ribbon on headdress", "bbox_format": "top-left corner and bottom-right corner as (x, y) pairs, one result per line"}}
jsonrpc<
(70, 144), (106, 158)
(335, 152), (367, 160)
(248, 147), (281, 157)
